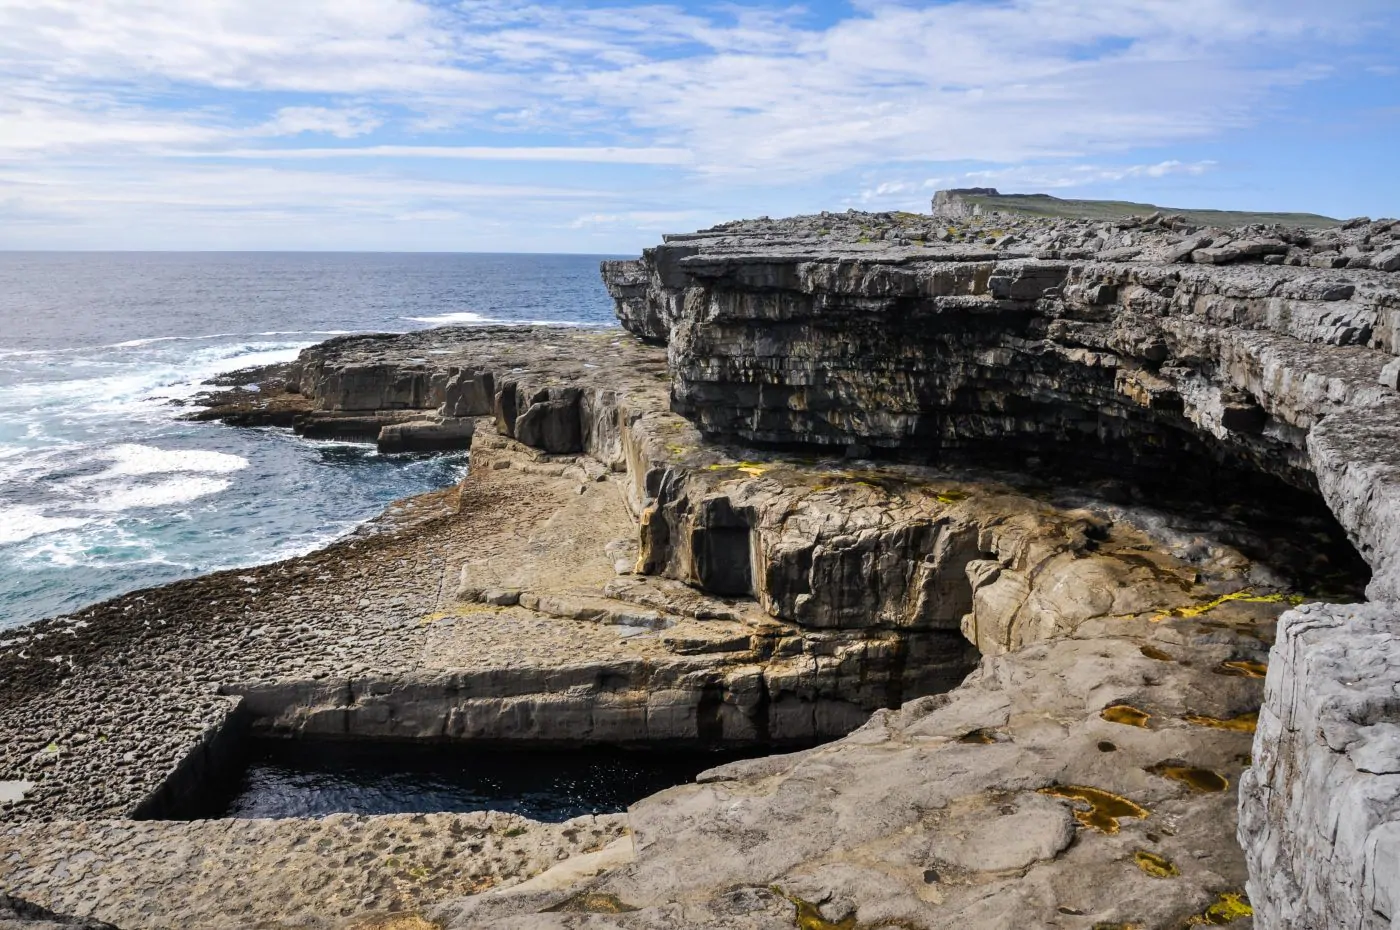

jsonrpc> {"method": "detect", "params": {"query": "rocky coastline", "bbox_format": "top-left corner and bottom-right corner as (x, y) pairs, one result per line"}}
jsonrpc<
(2, 204), (1398, 929)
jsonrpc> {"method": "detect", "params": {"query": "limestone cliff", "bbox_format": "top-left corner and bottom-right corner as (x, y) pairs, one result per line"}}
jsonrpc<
(603, 208), (1400, 929)
(4, 207), (1399, 929)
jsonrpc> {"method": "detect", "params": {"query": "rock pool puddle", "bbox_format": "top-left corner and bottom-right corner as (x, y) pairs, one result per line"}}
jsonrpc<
(167, 739), (771, 822)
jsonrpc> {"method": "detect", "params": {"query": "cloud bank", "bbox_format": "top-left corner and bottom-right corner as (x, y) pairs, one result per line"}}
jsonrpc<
(0, 0), (1394, 249)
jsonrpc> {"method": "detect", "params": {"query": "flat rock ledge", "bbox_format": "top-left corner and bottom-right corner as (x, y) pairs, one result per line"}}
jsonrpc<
(600, 208), (1400, 929)
(2, 207), (1398, 929)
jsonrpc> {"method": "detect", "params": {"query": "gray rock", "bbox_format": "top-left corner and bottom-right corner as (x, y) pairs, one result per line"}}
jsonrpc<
(1374, 248), (1400, 273)
(376, 417), (474, 453)
(1239, 603), (1400, 930)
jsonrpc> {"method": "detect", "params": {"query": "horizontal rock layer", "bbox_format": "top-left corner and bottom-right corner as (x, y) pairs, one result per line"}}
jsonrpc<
(4, 313), (1310, 928)
(603, 210), (1400, 930)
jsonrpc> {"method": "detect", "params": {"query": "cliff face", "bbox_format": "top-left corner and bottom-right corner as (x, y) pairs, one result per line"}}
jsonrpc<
(604, 208), (1400, 930)
(7, 210), (1397, 929)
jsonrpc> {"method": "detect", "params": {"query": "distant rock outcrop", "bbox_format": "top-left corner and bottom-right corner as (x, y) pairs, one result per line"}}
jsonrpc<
(930, 187), (1001, 218)
(930, 188), (1340, 227)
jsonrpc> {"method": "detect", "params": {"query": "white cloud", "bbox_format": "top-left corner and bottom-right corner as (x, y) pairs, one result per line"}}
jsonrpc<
(961, 159), (1219, 189)
(0, 0), (1391, 246)
(262, 106), (383, 138)
(574, 1), (1360, 178)
(1, 0), (1383, 174)
(181, 145), (693, 164)
(0, 164), (609, 221)
(568, 210), (706, 229)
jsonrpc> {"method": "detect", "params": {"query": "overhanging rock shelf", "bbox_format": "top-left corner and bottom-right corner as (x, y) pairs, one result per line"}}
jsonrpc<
(601, 208), (1400, 930)
(0, 207), (1396, 929)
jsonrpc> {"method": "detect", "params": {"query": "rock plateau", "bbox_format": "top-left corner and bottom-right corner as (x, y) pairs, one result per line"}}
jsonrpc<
(2, 203), (1398, 929)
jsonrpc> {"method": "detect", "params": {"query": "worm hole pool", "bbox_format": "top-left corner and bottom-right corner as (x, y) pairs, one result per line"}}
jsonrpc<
(166, 738), (777, 821)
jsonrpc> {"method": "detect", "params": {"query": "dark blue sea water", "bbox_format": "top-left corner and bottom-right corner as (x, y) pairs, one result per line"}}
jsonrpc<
(0, 253), (619, 629)
(184, 740), (765, 822)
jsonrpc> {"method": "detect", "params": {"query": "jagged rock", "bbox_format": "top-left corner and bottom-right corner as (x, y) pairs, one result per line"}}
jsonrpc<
(439, 368), (497, 417)
(504, 385), (583, 454)
(1375, 247), (1400, 273)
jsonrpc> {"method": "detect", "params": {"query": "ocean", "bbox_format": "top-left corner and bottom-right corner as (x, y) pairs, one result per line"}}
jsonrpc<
(0, 252), (620, 629)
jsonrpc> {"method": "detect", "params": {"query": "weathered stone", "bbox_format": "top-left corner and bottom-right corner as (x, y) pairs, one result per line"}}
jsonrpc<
(1238, 603), (1400, 930)
(12, 204), (1400, 929)
(1374, 247), (1400, 273)
(376, 417), (474, 453)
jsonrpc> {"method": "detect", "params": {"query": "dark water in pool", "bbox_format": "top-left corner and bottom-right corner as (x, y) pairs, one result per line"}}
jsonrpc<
(0, 252), (622, 628)
(203, 740), (761, 821)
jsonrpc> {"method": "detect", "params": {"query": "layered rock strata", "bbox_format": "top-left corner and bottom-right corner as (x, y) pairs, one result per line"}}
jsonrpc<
(602, 209), (1400, 929)
(1239, 602), (1400, 929)
(1, 316), (1321, 928)
(4, 204), (1397, 928)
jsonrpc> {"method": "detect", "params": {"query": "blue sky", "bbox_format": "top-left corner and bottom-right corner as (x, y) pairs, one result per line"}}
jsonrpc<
(1, 0), (1397, 252)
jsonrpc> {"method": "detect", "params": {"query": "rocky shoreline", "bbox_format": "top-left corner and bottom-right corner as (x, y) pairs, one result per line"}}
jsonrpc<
(2, 205), (1398, 928)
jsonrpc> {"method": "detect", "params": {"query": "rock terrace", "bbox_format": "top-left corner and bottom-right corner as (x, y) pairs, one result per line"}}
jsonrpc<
(2, 207), (1399, 929)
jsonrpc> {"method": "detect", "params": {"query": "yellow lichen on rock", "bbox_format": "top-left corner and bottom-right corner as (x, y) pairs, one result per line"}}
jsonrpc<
(545, 892), (640, 914)
(1185, 892), (1253, 925)
(1101, 704), (1151, 727)
(706, 461), (773, 478)
(1038, 785), (1150, 834)
(1153, 589), (1303, 622)
(1182, 712), (1258, 733)
(1215, 660), (1268, 679)
(1132, 849), (1180, 878)
(773, 888), (858, 930)
(1146, 763), (1229, 793)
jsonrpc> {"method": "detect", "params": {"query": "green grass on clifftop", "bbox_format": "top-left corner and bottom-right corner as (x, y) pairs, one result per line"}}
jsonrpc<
(959, 192), (1339, 228)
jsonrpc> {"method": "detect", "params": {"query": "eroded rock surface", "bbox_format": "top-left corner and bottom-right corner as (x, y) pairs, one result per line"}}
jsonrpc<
(5, 205), (1398, 928)
(1239, 602), (1400, 929)
(2, 813), (624, 930)
(601, 209), (1400, 930)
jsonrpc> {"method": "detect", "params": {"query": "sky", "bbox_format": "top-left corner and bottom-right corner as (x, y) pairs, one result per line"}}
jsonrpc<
(1, 0), (1397, 253)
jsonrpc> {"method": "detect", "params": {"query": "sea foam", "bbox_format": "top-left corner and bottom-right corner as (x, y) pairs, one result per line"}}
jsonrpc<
(82, 476), (233, 513)
(0, 506), (92, 545)
(99, 444), (248, 477)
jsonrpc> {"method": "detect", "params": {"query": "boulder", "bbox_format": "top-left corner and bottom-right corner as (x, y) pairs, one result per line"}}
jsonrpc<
(376, 417), (475, 453)
(1374, 248), (1400, 273)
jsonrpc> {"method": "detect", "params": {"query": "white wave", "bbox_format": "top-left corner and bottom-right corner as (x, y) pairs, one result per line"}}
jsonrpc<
(15, 529), (192, 570)
(0, 506), (93, 545)
(406, 311), (489, 324)
(109, 330), (356, 349)
(80, 476), (231, 512)
(98, 444), (248, 478)
(213, 522), (361, 569)
(0, 341), (308, 419)
(0, 331), (361, 357)
(0, 444), (82, 486)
